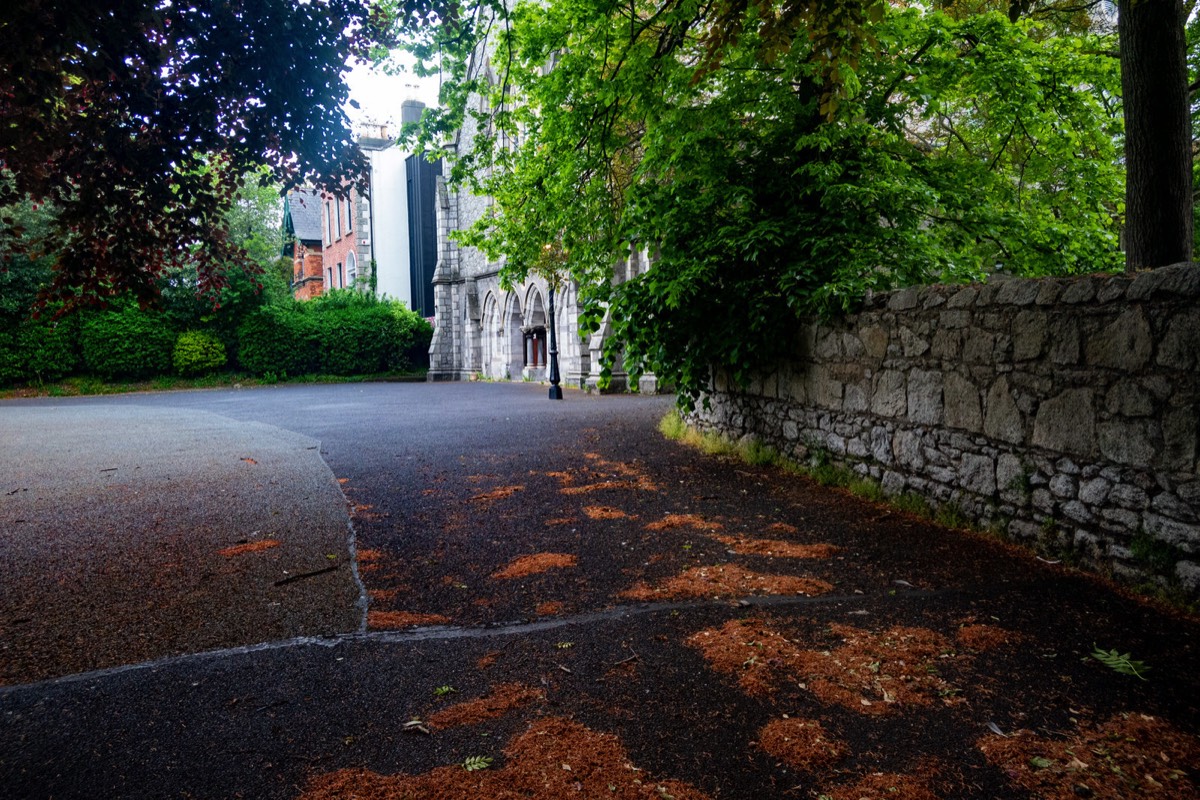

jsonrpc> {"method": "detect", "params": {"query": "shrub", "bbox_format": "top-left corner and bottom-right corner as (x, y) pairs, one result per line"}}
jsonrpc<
(236, 304), (321, 376)
(79, 305), (174, 379)
(0, 317), (80, 387)
(173, 330), (227, 376)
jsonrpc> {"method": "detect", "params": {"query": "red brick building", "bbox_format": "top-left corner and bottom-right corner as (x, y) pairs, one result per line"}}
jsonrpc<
(282, 189), (325, 300)
(320, 188), (363, 291)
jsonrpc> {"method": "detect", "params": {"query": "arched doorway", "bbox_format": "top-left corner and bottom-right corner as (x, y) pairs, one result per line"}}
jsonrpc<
(522, 288), (548, 381)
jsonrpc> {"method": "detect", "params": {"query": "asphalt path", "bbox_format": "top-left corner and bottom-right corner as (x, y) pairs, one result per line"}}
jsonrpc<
(1, 382), (1197, 800)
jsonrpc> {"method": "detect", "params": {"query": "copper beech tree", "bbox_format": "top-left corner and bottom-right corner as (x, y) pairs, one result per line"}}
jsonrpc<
(0, 0), (416, 308)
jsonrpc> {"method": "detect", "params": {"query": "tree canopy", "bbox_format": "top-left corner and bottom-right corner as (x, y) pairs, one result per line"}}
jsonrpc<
(0, 0), (404, 308)
(400, 0), (1126, 404)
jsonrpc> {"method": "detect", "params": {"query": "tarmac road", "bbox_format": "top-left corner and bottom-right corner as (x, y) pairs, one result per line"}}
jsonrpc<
(1, 382), (1197, 800)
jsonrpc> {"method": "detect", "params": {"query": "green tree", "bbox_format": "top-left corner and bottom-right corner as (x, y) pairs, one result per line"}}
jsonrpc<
(404, 1), (1123, 404)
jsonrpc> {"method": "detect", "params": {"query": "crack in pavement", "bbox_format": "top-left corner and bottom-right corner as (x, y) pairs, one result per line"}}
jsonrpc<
(0, 588), (947, 696)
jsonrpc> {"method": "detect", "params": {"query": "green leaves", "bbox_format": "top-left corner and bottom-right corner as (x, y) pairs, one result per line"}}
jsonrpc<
(1091, 646), (1151, 681)
(407, 1), (1123, 405)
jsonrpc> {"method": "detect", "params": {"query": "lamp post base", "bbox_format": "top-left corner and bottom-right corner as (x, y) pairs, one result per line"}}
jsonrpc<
(548, 384), (563, 400)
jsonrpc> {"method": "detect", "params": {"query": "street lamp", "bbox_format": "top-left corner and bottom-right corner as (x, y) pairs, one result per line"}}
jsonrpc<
(547, 283), (563, 400)
(538, 242), (567, 401)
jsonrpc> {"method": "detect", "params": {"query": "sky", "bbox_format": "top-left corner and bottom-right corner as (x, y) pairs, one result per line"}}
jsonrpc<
(344, 54), (441, 133)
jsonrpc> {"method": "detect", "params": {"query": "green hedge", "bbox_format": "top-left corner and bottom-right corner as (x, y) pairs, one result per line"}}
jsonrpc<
(79, 306), (175, 380)
(236, 305), (321, 377)
(0, 316), (79, 385)
(173, 330), (227, 376)
(236, 291), (431, 376)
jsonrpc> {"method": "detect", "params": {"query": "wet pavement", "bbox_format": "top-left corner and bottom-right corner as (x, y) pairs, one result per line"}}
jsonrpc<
(1, 383), (1197, 800)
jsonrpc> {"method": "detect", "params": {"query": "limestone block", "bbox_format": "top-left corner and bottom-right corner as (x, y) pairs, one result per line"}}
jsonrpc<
(1151, 491), (1197, 523)
(1049, 319), (1081, 364)
(1101, 508), (1141, 531)
(1097, 420), (1155, 468)
(1050, 473), (1078, 498)
(907, 370), (944, 425)
(900, 326), (930, 357)
(1142, 512), (1200, 552)
(996, 453), (1025, 492)
(959, 453), (997, 495)
(1157, 311), (1200, 370)
(1056, 458), (1080, 475)
(984, 377), (1025, 445)
(947, 287), (978, 308)
(1078, 477), (1111, 505)
(1097, 276), (1131, 303)
(859, 325), (889, 360)
(939, 309), (972, 329)
(783, 420), (799, 441)
(931, 329), (963, 359)
(1032, 388), (1095, 457)
(1105, 380), (1154, 417)
(843, 382), (870, 413)
(888, 286), (922, 311)
(995, 280), (1040, 306)
(1062, 501), (1095, 524)
(1109, 484), (1149, 509)
(1012, 310), (1047, 361)
(1085, 308), (1152, 371)
(1177, 561), (1200, 594)
(1126, 262), (1200, 301)
(841, 332), (865, 359)
(806, 366), (844, 409)
(1060, 278), (1097, 304)
(1164, 407), (1197, 473)
(1179, 481), (1200, 505)
(882, 470), (907, 494)
(944, 373), (982, 432)
(923, 291), (948, 310)
(1032, 488), (1055, 512)
(788, 372), (809, 405)
(1035, 280), (1064, 305)
(892, 429), (923, 467)
(815, 331), (843, 360)
(871, 370), (907, 418)
(871, 427), (892, 463)
(928, 465), (957, 484)
(826, 433), (847, 454)
(963, 330), (997, 364)
(847, 437), (870, 458)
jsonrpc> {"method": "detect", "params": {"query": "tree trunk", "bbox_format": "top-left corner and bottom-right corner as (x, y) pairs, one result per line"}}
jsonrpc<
(1119, 0), (1192, 270)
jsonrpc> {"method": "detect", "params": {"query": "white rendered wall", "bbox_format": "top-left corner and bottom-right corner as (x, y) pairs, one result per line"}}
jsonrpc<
(366, 145), (413, 308)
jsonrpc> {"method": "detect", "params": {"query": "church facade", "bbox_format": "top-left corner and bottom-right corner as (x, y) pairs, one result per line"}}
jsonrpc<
(425, 83), (654, 392)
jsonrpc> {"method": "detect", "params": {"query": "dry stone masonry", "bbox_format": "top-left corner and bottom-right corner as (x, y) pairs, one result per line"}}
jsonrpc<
(691, 264), (1200, 597)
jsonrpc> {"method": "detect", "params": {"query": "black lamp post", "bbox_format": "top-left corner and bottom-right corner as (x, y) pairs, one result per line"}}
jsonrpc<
(547, 283), (563, 400)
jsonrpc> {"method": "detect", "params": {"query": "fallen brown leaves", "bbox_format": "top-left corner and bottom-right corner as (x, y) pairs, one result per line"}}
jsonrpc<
(979, 713), (1200, 799)
(426, 683), (543, 730)
(583, 506), (632, 520)
(688, 619), (959, 713)
(716, 535), (840, 559)
(470, 485), (525, 505)
(491, 553), (577, 580)
(366, 611), (450, 629)
(297, 717), (712, 800)
(645, 513), (722, 532)
(619, 565), (833, 602)
(218, 539), (280, 557)
(758, 717), (847, 771)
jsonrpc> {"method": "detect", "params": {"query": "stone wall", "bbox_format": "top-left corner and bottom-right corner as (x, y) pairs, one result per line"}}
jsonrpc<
(691, 264), (1200, 596)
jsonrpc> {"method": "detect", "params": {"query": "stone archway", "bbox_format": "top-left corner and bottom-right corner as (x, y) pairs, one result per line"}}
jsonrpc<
(480, 292), (504, 379)
(504, 293), (524, 380)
